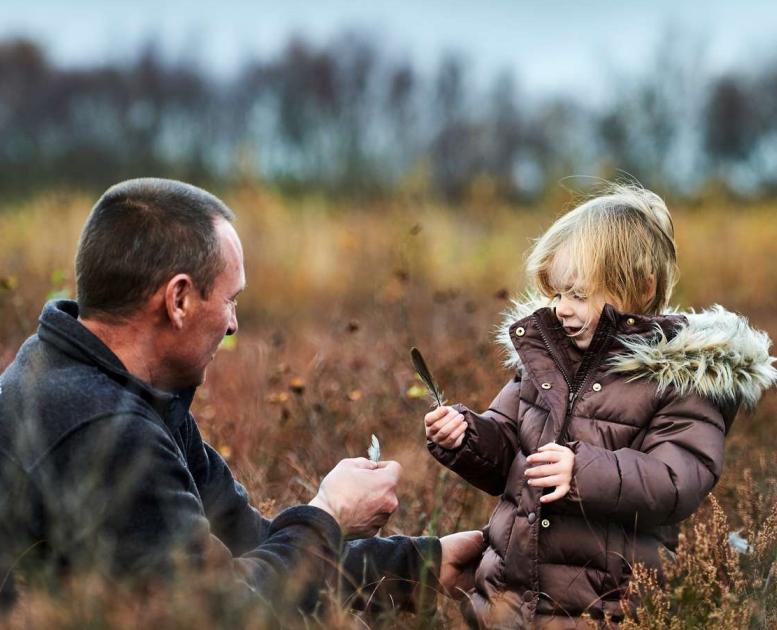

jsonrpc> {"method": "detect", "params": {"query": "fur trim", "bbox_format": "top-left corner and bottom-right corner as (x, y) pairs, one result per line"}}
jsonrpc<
(495, 292), (551, 371)
(496, 299), (777, 408)
(608, 306), (777, 409)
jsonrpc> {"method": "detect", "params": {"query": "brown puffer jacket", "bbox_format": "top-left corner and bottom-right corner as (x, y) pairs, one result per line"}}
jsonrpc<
(429, 300), (777, 629)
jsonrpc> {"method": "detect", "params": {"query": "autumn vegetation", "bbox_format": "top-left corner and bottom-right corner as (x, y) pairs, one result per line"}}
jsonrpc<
(1, 184), (775, 628)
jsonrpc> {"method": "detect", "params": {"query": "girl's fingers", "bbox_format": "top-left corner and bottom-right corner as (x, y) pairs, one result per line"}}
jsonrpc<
(424, 406), (451, 426)
(524, 463), (562, 478)
(526, 474), (565, 488)
(539, 484), (571, 503)
(436, 414), (466, 441)
(426, 409), (459, 436)
(526, 451), (561, 465)
(440, 421), (467, 449)
(444, 418), (468, 439)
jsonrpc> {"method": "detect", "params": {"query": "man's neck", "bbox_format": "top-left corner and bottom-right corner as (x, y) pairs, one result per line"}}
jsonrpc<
(79, 316), (159, 387)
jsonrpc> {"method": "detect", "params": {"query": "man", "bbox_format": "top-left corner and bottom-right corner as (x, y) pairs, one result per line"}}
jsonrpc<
(0, 179), (482, 617)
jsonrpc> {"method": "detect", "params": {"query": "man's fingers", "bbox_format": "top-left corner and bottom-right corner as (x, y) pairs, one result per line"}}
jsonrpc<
(537, 442), (564, 452)
(348, 457), (379, 469)
(371, 510), (394, 526)
(374, 459), (402, 481)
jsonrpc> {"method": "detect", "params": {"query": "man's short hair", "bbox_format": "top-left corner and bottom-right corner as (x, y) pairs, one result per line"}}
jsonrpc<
(76, 178), (235, 319)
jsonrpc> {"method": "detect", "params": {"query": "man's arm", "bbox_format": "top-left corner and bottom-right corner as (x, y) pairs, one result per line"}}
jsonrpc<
(339, 530), (484, 614)
(41, 413), (342, 613)
(42, 411), (420, 615)
(183, 414), (268, 555)
(183, 415), (479, 613)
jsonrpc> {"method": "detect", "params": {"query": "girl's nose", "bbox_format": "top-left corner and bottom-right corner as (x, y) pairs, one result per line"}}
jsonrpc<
(556, 296), (574, 318)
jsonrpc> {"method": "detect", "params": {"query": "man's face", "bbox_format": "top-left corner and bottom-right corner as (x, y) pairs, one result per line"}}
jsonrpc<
(174, 218), (245, 387)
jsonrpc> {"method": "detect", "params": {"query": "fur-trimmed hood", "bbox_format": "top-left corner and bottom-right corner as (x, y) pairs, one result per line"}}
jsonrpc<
(497, 296), (777, 410)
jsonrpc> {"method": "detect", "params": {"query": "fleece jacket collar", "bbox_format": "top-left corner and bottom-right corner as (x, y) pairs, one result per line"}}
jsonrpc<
(37, 300), (195, 431)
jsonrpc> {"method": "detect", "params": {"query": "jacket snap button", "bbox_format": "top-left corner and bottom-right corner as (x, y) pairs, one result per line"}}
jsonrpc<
(527, 512), (536, 524)
(626, 317), (636, 326)
(592, 382), (602, 392)
(522, 590), (535, 603)
(541, 382), (552, 390)
(541, 518), (550, 528)
(514, 326), (525, 337)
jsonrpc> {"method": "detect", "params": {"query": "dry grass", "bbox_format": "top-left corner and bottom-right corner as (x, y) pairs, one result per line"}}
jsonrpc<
(1, 185), (776, 628)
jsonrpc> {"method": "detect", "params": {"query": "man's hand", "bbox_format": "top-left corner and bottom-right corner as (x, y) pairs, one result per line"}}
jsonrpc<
(438, 530), (485, 598)
(525, 442), (575, 503)
(309, 457), (401, 538)
(425, 406), (467, 449)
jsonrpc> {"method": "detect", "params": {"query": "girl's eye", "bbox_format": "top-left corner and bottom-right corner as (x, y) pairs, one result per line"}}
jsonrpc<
(572, 293), (587, 301)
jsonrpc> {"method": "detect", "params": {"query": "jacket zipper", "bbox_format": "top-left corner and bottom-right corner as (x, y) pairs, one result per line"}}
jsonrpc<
(531, 313), (572, 391)
(532, 312), (614, 442)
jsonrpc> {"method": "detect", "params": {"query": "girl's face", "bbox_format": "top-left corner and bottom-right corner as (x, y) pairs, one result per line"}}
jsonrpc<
(548, 248), (610, 351)
(554, 291), (600, 350)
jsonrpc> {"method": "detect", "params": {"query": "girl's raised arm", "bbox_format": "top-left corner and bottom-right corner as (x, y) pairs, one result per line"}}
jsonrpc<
(427, 374), (522, 496)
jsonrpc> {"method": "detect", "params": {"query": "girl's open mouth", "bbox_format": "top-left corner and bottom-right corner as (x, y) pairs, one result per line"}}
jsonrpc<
(563, 326), (582, 335)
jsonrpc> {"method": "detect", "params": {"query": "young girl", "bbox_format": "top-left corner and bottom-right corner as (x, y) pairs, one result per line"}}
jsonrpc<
(424, 184), (777, 628)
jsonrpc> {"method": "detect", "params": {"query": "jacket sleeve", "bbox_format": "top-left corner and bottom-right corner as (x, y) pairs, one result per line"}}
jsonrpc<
(427, 374), (522, 495)
(185, 419), (444, 613)
(339, 535), (442, 615)
(564, 390), (729, 528)
(43, 413), (342, 614)
(183, 413), (269, 556)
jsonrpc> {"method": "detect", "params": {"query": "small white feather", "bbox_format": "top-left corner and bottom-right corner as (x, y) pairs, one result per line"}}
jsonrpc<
(368, 434), (381, 463)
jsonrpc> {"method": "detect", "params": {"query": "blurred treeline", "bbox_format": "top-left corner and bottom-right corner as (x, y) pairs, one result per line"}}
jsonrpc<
(4, 32), (777, 200)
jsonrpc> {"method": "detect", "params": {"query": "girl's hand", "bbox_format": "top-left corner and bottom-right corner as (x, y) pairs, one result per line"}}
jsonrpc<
(525, 442), (575, 503)
(425, 406), (467, 449)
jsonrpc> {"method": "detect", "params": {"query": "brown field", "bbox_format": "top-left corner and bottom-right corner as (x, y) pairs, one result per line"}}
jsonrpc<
(1, 186), (776, 628)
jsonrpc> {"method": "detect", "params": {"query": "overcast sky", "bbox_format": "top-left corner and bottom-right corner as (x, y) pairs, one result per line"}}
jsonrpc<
(4, 0), (777, 103)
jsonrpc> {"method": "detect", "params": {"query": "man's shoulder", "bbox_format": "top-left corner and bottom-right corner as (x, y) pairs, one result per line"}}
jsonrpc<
(0, 333), (160, 467)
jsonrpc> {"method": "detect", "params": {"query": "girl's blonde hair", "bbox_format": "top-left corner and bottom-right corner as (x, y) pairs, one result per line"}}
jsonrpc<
(526, 183), (678, 315)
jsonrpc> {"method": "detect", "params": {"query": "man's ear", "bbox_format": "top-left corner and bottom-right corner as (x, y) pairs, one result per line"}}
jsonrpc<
(164, 274), (196, 330)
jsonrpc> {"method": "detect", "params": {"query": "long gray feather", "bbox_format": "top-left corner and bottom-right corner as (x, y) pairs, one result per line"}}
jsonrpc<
(410, 346), (445, 407)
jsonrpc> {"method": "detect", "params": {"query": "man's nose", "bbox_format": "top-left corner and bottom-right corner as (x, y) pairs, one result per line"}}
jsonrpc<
(226, 313), (238, 336)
